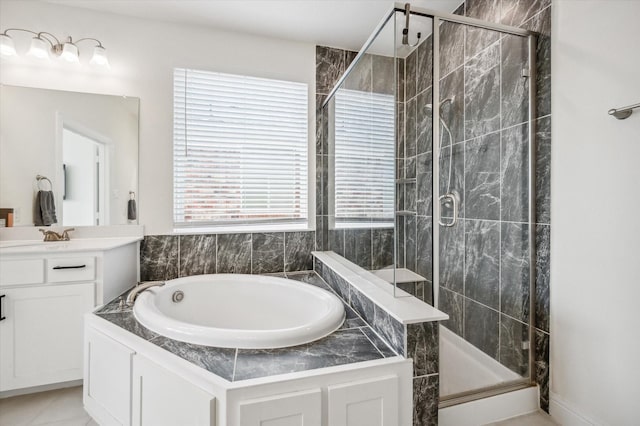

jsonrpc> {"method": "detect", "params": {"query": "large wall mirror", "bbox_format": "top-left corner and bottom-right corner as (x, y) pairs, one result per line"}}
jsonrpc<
(0, 85), (139, 227)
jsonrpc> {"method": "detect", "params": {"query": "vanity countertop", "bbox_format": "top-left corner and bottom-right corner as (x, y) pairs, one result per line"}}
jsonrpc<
(0, 236), (142, 255)
(94, 271), (399, 382)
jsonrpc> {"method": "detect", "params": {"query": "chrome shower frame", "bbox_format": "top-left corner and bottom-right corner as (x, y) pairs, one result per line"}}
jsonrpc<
(322, 2), (538, 407)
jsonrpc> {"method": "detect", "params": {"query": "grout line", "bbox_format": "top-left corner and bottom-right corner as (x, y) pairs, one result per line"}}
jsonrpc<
(358, 326), (386, 358)
(498, 29), (504, 364)
(413, 372), (439, 379)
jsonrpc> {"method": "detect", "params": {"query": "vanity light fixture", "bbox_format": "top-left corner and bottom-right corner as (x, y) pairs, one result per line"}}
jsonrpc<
(0, 28), (109, 67)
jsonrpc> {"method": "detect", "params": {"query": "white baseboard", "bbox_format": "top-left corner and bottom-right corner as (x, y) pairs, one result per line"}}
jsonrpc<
(439, 386), (539, 426)
(550, 392), (599, 426)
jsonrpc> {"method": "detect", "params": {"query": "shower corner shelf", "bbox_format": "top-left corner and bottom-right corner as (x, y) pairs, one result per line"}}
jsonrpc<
(395, 210), (416, 216)
(395, 178), (417, 184)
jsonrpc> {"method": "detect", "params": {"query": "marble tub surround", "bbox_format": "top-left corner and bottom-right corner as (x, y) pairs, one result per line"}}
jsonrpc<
(94, 271), (398, 382)
(140, 230), (315, 281)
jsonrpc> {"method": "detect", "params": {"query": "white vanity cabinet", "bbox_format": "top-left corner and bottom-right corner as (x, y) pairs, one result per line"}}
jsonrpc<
(84, 316), (413, 426)
(0, 239), (139, 393)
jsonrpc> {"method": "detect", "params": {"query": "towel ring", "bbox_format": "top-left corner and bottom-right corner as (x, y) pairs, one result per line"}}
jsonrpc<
(36, 175), (52, 191)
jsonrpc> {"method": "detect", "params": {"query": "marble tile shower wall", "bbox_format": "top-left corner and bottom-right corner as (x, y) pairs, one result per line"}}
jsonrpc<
(398, 0), (552, 412)
(140, 232), (315, 281)
(315, 46), (397, 271)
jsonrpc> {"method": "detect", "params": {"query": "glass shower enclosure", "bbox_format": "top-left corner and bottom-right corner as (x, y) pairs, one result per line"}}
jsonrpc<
(322, 3), (537, 405)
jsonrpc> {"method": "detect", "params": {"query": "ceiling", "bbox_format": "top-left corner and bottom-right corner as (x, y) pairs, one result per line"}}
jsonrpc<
(46, 0), (462, 51)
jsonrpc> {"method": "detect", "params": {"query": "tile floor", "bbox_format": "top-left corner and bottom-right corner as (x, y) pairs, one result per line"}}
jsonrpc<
(2, 386), (558, 426)
(0, 386), (96, 426)
(484, 411), (559, 425)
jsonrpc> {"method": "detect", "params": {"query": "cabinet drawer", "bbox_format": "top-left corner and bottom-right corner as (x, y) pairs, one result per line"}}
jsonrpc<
(0, 259), (45, 286)
(47, 257), (96, 283)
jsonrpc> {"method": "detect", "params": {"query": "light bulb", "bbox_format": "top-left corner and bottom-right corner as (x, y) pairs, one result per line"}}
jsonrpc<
(0, 34), (17, 57)
(90, 45), (109, 67)
(27, 36), (50, 60)
(60, 42), (79, 63)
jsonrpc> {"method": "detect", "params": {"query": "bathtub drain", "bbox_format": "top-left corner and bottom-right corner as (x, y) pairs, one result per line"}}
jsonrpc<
(172, 290), (184, 303)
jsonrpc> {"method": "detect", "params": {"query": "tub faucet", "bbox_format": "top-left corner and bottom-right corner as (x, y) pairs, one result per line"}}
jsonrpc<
(126, 281), (165, 306)
(39, 228), (74, 241)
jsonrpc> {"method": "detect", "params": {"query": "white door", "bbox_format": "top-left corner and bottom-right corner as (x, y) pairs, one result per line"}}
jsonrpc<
(238, 389), (321, 426)
(0, 283), (95, 391)
(327, 376), (399, 426)
(131, 355), (216, 426)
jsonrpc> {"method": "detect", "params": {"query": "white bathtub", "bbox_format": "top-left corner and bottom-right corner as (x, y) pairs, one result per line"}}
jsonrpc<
(133, 274), (345, 349)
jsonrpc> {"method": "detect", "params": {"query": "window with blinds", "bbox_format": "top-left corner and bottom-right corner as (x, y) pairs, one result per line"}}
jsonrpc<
(334, 88), (395, 228)
(173, 68), (309, 229)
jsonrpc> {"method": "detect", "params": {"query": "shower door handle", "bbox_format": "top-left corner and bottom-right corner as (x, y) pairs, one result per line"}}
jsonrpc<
(438, 193), (458, 227)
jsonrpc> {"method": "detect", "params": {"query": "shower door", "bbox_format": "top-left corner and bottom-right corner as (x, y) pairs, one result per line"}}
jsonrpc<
(429, 18), (536, 400)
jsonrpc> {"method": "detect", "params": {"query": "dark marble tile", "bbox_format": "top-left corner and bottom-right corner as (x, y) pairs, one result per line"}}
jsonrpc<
(252, 232), (284, 274)
(535, 328), (550, 412)
(344, 228), (372, 270)
(501, 0), (550, 26)
(499, 315), (529, 376)
(396, 216), (406, 268)
(344, 53), (372, 92)
(439, 287), (464, 336)
(406, 47), (418, 100)
(417, 37), (433, 94)
(150, 336), (235, 382)
(464, 298), (499, 359)
(179, 234), (216, 277)
(417, 88), (433, 155)
(453, 2), (465, 15)
(439, 221), (464, 293)
(535, 224), (550, 333)
(216, 233), (251, 274)
(465, 133), (501, 220)
(405, 216), (417, 271)
(320, 264), (350, 301)
(396, 58), (406, 103)
(341, 304), (367, 330)
(416, 216), (433, 281)
(350, 286), (375, 327)
(406, 155), (416, 179)
(535, 116), (551, 224)
(406, 182), (417, 213)
(417, 154), (433, 218)
(284, 231), (315, 272)
(440, 142), (465, 219)
(501, 123), (529, 223)
(407, 322), (439, 376)
(464, 42), (501, 140)
(317, 215), (328, 252)
(501, 222), (530, 323)
(321, 154), (328, 216)
(397, 104), (406, 158)
(345, 50), (358, 68)
(233, 329), (382, 381)
(316, 155), (323, 216)
(316, 45), (345, 95)
(373, 54), (395, 95)
(465, 0), (501, 59)
(413, 375), (439, 426)
(439, 20), (464, 77)
(329, 229), (345, 256)
(406, 97), (417, 158)
(501, 34), (530, 129)
(140, 235), (178, 281)
(98, 312), (158, 341)
(422, 281), (433, 305)
(372, 228), (394, 270)
(465, 220), (500, 309)
(521, 6), (551, 118)
(397, 282), (419, 298)
(316, 95), (325, 156)
(360, 326), (397, 357)
(440, 67), (464, 146)
(285, 271), (331, 291)
(372, 305), (406, 356)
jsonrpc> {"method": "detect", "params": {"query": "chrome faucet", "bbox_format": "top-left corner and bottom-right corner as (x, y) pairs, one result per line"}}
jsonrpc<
(39, 228), (75, 242)
(126, 281), (165, 306)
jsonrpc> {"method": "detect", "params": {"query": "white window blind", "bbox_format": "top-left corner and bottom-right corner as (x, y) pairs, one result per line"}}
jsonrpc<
(173, 68), (308, 229)
(334, 89), (395, 227)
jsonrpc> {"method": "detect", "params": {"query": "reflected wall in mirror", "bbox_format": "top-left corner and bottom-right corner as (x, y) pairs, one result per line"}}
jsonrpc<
(0, 85), (139, 227)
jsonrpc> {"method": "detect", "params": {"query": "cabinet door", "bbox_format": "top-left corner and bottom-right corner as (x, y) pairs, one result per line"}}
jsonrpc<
(239, 389), (321, 426)
(84, 327), (135, 426)
(0, 283), (95, 391)
(327, 376), (399, 426)
(132, 355), (216, 426)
